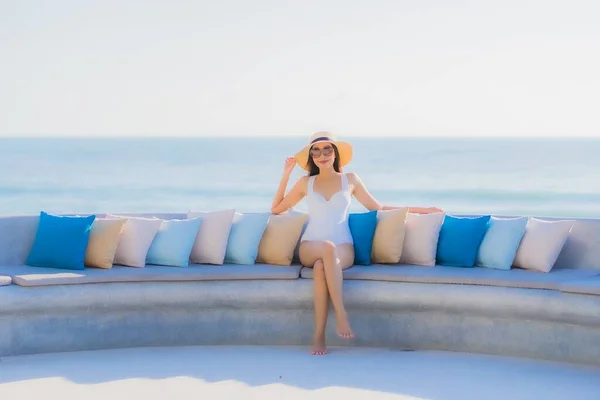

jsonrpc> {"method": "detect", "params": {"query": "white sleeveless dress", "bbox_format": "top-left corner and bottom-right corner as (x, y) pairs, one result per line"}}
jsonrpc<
(301, 173), (353, 245)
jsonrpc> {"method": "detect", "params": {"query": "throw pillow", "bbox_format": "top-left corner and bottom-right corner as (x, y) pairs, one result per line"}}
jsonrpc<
(512, 218), (575, 272)
(146, 217), (203, 267)
(436, 215), (491, 267)
(187, 209), (235, 265)
(256, 213), (308, 266)
(348, 210), (378, 265)
(224, 212), (271, 264)
(287, 209), (308, 264)
(85, 217), (128, 269)
(108, 215), (163, 268)
(27, 211), (96, 270)
(399, 212), (445, 266)
(371, 207), (409, 263)
(476, 216), (528, 270)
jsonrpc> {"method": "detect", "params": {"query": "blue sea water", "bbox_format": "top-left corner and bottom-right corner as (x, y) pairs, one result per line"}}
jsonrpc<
(1, 137), (599, 218)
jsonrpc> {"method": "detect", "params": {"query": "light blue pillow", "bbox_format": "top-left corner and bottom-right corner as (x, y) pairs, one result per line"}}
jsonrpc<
(349, 210), (378, 266)
(476, 216), (528, 270)
(436, 215), (490, 267)
(26, 211), (96, 270)
(146, 217), (203, 267)
(224, 212), (271, 264)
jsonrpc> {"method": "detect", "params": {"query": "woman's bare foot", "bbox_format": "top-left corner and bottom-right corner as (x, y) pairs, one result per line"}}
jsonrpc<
(311, 334), (328, 355)
(336, 312), (355, 339)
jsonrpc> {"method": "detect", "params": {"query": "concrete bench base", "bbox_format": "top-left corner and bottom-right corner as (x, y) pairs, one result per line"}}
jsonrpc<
(1, 280), (599, 366)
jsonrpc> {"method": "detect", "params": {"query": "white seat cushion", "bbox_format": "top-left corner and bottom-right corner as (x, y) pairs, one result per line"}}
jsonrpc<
(0, 275), (11, 286)
(0, 264), (302, 287)
(300, 264), (598, 290)
(558, 276), (600, 296)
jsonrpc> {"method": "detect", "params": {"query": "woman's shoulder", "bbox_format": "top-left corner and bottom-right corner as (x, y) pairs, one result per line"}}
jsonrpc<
(294, 175), (310, 188)
(345, 172), (359, 183)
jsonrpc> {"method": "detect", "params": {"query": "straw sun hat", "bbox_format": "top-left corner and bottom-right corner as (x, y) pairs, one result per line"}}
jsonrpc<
(294, 132), (353, 171)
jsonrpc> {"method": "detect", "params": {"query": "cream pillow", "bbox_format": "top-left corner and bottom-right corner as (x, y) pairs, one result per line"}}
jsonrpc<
(108, 215), (163, 268)
(371, 207), (409, 263)
(287, 209), (308, 263)
(512, 218), (574, 273)
(187, 209), (235, 265)
(399, 212), (445, 266)
(85, 217), (127, 269)
(256, 213), (308, 266)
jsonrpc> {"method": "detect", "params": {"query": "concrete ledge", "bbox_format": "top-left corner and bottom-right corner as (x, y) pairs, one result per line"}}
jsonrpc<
(1, 280), (599, 366)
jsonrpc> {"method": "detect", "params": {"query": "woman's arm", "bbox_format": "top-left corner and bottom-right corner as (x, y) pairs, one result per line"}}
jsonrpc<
(348, 172), (382, 211)
(271, 157), (307, 214)
(348, 173), (443, 214)
(392, 205), (443, 214)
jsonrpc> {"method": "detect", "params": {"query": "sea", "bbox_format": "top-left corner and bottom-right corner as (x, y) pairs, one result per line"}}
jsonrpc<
(1, 137), (599, 219)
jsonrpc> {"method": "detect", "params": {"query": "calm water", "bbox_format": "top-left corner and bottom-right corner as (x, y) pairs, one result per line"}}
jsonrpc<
(1, 137), (599, 218)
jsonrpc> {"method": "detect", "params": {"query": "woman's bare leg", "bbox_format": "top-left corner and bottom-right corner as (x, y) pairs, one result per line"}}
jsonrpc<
(311, 259), (328, 355)
(320, 242), (354, 339)
(300, 241), (355, 349)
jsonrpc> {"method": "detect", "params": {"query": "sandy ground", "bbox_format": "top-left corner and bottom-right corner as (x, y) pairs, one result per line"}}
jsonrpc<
(1, 346), (599, 400)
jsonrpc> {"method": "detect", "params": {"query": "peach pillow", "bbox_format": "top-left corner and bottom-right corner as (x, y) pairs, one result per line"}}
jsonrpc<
(256, 213), (308, 266)
(512, 218), (575, 272)
(399, 212), (446, 266)
(108, 215), (163, 268)
(187, 209), (235, 265)
(371, 208), (409, 263)
(85, 218), (128, 269)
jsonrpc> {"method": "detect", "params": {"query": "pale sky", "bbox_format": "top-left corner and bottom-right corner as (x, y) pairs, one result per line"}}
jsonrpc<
(1, 0), (599, 138)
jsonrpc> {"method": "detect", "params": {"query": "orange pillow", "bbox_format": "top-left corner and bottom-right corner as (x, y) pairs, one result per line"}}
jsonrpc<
(257, 213), (308, 266)
(371, 208), (409, 263)
(85, 218), (128, 269)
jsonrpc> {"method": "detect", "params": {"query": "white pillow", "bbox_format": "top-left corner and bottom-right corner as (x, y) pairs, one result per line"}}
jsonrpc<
(108, 215), (163, 268)
(399, 212), (445, 266)
(512, 218), (574, 273)
(187, 209), (235, 265)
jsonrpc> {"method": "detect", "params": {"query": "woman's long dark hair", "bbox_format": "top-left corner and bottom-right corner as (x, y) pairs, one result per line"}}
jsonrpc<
(307, 144), (341, 176)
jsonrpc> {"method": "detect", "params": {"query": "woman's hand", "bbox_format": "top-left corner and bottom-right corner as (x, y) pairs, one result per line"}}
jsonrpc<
(283, 156), (296, 176)
(404, 206), (444, 214)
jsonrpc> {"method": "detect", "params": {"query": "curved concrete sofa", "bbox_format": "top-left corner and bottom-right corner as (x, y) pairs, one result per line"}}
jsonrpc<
(1, 213), (599, 367)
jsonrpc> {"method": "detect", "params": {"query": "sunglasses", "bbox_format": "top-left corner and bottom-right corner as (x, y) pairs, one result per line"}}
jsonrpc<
(310, 145), (334, 158)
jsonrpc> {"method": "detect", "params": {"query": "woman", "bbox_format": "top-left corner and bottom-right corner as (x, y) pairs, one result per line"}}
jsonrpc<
(271, 132), (442, 355)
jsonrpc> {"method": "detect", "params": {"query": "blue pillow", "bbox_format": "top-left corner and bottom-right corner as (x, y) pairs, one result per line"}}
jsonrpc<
(26, 211), (96, 270)
(146, 217), (203, 267)
(224, 212), (271, 264)
(349, 210), (378, 266)
(436, 215), (490, 267)
(476, 216), (528, 270)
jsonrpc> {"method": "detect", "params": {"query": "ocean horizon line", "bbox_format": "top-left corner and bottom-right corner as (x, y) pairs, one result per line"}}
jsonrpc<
(1, 135), (599, 141)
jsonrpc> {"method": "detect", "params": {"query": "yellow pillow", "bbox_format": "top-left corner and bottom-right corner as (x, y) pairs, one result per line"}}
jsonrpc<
(85, 218), (128, 269)
(371, 208), (409, 263)
(256, 213), (308, 266)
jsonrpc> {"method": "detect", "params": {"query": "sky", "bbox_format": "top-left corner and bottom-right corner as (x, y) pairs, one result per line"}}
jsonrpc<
(1, 0), (599, 138)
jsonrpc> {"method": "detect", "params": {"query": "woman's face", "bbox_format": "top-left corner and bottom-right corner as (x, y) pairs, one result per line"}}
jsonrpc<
(310, 142), (335, 169)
